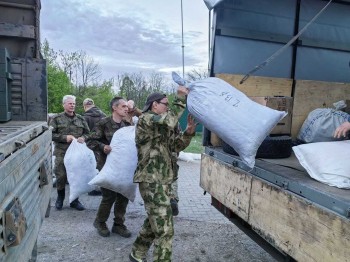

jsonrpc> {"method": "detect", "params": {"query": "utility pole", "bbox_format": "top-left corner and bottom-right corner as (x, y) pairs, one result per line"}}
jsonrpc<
(181, 0), (185, 78)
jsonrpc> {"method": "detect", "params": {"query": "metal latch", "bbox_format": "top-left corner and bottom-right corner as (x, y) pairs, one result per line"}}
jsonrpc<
(15, 140), (26, 149)
(3, 197), (27, 248)
(39, 161), (49, 187)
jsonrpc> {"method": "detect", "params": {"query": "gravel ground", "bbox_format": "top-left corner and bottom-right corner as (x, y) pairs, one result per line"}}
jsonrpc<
(37, 160), (277, 262)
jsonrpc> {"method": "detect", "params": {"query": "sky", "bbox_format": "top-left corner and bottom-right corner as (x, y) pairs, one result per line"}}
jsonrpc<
(40, 0), (210, 82)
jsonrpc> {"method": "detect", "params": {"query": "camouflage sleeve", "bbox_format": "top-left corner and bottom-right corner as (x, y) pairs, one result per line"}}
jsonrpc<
(82, 119), (90, 136)
(174, 131), (195, 153)
(84, 121), (106, 151)
(50, 116), (67, 143)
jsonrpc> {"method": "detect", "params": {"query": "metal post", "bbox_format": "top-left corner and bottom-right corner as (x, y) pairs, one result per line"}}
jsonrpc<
(181, 0), (185, 78)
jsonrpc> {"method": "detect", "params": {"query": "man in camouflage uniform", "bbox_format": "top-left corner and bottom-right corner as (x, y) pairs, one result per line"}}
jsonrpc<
(129, 87), (196, 262)
(50, 95), (90, 211)
(86, 96), (133, 238)
(82, 98), (107, 196)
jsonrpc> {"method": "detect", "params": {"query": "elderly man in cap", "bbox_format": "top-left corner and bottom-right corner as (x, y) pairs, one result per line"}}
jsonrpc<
(83, 98), (107, 196)
(129, 87), (197, 262)
(82, 98), (107, 131)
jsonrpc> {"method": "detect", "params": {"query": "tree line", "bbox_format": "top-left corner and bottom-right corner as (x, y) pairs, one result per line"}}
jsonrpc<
(42, 39), (208, 115)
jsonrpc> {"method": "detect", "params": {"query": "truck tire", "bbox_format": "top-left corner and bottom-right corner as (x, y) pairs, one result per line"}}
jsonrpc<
(222, 136), (292, 159)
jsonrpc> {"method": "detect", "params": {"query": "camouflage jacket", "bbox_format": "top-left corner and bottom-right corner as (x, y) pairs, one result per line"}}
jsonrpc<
(50, 112), (90, 153)
(133, 95), (194, 184)
(85, 116), (131, 167)
(83, 106), (106, 131)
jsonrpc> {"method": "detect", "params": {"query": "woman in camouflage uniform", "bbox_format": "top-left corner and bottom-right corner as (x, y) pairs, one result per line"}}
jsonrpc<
(130, 86), (196, 262)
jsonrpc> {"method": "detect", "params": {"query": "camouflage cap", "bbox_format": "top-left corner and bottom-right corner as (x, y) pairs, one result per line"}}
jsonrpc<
(142, 92), (166, 112)
(83, 98), (94, 106)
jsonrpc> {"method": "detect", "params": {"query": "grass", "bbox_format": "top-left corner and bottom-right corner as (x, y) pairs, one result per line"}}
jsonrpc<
(183, 133), (204, 154)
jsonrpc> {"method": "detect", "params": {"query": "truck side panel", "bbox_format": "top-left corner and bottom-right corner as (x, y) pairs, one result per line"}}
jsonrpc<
(201, 154), (350, 262)
(0, 123), (52, 261)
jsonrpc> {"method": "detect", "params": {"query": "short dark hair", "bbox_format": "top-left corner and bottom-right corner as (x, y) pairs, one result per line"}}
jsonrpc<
(109, 96), (125, 112)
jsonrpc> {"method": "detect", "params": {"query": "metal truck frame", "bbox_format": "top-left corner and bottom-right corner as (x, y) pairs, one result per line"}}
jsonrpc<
(200, 1), (350, 261)
(0, 0), (52, 261)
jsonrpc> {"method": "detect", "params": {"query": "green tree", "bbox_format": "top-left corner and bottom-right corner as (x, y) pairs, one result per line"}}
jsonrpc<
(42, 39), (73, 113)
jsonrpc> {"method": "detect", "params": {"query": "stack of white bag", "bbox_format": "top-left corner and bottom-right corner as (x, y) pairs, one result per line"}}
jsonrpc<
(64, 139), (99, 203)
(293, 140), (350, 189)
(89, 126), (138, 202)
(185, 77), (287, 168)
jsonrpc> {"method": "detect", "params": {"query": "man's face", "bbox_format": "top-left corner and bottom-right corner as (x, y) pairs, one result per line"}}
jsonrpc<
(113, 100), (128, 117)
(63, 98), (76, 114)
(153, 97), (169, 114)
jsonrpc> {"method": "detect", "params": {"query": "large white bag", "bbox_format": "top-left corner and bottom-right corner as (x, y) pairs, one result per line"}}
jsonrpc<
(64, 139), (98, 203)
(89, 126), (138, 202)
(297, 108), (350, 143)
(293, 140), (350, 189)
(186, 77), (287, 168)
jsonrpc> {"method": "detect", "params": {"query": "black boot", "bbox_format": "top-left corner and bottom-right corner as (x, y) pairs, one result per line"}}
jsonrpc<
(55, 189), (65, 210)
(70, 198), (85, 211)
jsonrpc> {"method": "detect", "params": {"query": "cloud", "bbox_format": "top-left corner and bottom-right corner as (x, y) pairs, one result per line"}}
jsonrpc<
(41, 0), (208, 80)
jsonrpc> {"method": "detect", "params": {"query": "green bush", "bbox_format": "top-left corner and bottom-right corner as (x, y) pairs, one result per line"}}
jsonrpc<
(183, 133), (203, 154)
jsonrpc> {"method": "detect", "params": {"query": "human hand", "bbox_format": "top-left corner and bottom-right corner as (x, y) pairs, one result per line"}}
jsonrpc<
(77, 137), (85, 143)
(103, 145), (112, 154)
(334, 122), (350, 138)
(177, 85), (189, 97)
(185, 114), (198, 135)
(66, 135), (75, 143)
(127, 100), (135, 113)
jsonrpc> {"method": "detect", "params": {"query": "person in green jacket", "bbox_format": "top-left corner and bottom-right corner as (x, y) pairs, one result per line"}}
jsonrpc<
(129, 86), (197, 262)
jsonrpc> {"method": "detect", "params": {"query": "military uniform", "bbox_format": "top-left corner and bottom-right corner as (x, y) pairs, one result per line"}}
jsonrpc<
(131, 95), (194, 261)
(83, 106), (106, 131)
(50, 112), (89, 211)
(51, 112), (90, 191)
(86, 116), (131, 235)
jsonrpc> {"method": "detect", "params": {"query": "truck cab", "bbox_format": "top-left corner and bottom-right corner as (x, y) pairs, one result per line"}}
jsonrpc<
(0, 0), (52, 261)
(200, 0), (350, 261)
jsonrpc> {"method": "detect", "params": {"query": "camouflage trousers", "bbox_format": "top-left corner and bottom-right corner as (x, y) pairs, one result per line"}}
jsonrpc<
(132, 182), (174, 262)
(53, 151), (67, 191)
(170, 180), (178, 201)
(170, 163), (179, 201)
(95, 187), (129, 226)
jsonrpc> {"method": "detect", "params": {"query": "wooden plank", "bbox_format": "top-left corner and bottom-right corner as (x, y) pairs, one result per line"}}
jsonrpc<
(210, 132), (222, 147)
(215, 74), (293, 97)
(249, 178), (350, 262)
(291, 80), (350, 138)
(200, 154), (252, 221)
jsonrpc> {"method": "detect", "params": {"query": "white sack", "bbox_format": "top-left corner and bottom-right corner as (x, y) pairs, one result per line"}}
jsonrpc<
(293, 140), (350, 189)
(178, 152), (201, 162)
(64, 139), (99, 203)
(297, 108), (350, 143)
(187, 77), (287, 168)
(89, 126), (137, 202)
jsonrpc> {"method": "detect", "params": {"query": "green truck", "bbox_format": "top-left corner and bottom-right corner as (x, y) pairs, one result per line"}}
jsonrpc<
(0, 0), (52, 261)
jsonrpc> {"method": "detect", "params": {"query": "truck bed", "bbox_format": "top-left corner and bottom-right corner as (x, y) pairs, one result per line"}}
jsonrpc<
(200, 147), (350, 262)
(0, 121), (49, 161)
(204, 146), (350, 219)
